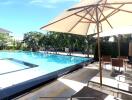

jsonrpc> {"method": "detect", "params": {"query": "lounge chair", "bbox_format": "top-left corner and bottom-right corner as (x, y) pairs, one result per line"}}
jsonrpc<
(39, 86), (121, 100)
(71, 86), (118, 100)
(89, 77), (132, 95)
(111, 58), (124, 72)
(101, 55), (111, 68)
(117, 56), (128, 71)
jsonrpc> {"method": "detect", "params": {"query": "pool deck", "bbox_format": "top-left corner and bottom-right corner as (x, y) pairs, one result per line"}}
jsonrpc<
(16, 62), (132, 100)
(15, 63), (98, 100)
(39, 51), (94, 58)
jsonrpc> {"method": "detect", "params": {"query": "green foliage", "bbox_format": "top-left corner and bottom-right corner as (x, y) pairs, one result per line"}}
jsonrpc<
(0, 33), (13, 49)
(94, 35), (131, 60)
(22, 31), (96, 53)
(23, 31), (44, 51)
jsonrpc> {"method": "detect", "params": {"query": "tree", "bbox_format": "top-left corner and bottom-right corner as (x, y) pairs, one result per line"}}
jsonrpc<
(22, 31), (96, 54)
(23, 31), (44, 51)
(0, 33), (12, 49)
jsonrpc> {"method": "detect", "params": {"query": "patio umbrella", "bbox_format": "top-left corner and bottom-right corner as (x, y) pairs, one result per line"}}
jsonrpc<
(41, 0), (132, 85)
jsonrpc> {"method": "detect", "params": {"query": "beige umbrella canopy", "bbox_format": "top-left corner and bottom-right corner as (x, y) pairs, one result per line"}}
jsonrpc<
(41, 0), (132, 35)
(41, 0), (132, 85)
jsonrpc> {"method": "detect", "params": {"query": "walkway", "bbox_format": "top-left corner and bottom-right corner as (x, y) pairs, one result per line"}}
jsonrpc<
(16, 62), (132, 100)
(16, 63), (98, 100)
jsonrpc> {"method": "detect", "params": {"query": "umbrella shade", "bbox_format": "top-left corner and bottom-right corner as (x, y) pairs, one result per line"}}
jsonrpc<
(41, 0), (132, 86)
(41, 0), (132, 36)
(129, 41), (132, 56)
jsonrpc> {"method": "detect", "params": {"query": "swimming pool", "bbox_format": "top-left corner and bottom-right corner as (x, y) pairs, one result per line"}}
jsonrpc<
(0, 51), (88, 74)
(0, 51), (92, 99)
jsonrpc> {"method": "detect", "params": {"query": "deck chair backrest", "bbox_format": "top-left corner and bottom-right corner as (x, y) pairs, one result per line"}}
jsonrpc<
(102, 55), (111, 62)
(112, 58), (123, 67)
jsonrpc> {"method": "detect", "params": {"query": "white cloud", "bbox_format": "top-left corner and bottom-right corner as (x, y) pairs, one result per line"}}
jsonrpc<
(43, 4), (55, 8)
(29, 0), (80, 8)
(30, 0), (44, 4)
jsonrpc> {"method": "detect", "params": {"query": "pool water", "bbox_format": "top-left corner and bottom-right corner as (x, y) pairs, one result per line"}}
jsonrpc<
(0, 51), (88, 73)
(0, 51), (89, 89)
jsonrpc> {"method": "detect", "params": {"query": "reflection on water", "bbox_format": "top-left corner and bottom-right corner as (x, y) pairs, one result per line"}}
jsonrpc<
(0, 51), (89, 73)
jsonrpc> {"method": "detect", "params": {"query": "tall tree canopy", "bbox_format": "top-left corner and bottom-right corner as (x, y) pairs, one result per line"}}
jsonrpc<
(0, 33), (12, 49)
(23, 31), (44, 51)
(23, 31), (95, 53)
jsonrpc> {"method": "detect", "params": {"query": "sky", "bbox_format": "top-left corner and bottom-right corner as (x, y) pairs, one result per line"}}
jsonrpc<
(0, 0), (80, 40)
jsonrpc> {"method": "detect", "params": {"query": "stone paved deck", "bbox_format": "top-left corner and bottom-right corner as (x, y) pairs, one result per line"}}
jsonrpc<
(16, 63), (98, 100)
(16, 62), (132, 100)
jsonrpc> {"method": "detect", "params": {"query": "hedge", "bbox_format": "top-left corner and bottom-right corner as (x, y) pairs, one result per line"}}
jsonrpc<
(94, 42), (129, 60)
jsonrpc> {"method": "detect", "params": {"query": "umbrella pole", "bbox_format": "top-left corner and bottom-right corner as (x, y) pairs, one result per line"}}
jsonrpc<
(118, 35), (121, 57)
(129, 41), (132, 56)
(96, 6), (102, 86)
(86, 36), (89, 57)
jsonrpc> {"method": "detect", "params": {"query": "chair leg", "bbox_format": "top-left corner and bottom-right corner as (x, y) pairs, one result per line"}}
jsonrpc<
(125, 62), (126, 71)
(104, 64), (106, 69)
(119, 67), (120, 72)
(87, 81), (89, 86)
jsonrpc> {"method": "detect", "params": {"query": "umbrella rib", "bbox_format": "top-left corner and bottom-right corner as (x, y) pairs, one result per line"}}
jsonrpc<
(97, 7), (113, 28)
(98, 0), (107, 20)
(40, 7), (91, 29)
(86, 8), (96, 22)
(68, 2), (132, 11)
(75, 14), (94, 23)
(80, 21), (95, 23)
(85, 8), (95, 35)
(104, 5), (132, 13)
(68, 8), (93, 33)
(68, 5), (93, 11)
(100, 4), (125, 22)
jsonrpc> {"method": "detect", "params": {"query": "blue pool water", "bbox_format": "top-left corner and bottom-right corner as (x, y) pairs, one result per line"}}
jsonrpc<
(0, 51), (91, 99)
(0, 51), (89, 74)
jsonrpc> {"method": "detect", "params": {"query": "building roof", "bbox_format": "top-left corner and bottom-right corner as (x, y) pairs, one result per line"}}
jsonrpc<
(0, 28), (12, 33)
